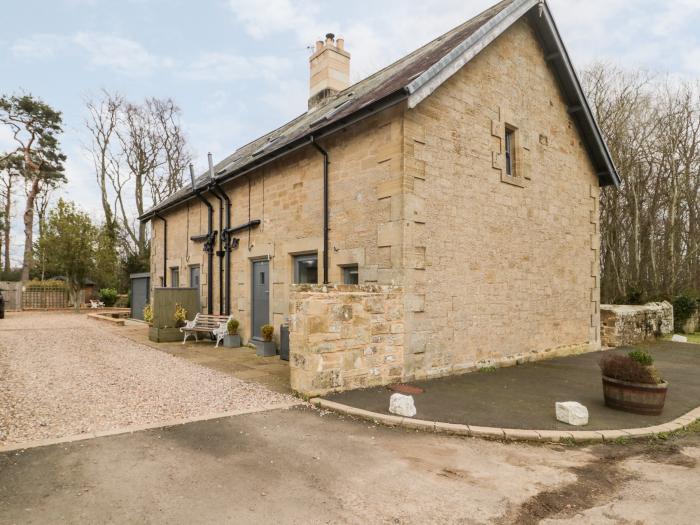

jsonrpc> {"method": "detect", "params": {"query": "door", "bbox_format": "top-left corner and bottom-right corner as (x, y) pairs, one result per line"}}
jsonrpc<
(131, 275), (150, 321)
(251, 260), (270, 340)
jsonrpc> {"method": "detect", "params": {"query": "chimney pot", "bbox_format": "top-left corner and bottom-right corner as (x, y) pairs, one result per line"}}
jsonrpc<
(308, 32), (351, 109)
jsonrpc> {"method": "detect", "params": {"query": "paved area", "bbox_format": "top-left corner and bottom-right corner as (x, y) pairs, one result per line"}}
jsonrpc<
(326, 342), (700, 431)
(108, 320), (291, 394)
(1, 406), (698, 524)
(0, 312), (295, 446)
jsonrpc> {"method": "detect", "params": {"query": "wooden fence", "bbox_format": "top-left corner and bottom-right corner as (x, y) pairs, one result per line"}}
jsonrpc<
(22, 284), (71, 310)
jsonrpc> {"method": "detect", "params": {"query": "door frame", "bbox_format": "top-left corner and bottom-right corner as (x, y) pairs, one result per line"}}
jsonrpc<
(250, 258), (270, 341)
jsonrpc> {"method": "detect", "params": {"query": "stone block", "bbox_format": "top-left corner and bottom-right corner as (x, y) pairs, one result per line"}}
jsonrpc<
(672, 334), (688, 343)
(555, 402), (589, 426)
(389, 393), (417, 418)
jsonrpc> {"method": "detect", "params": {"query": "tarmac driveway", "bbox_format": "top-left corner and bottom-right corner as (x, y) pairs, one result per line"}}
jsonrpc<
(1, 406), (699, 524)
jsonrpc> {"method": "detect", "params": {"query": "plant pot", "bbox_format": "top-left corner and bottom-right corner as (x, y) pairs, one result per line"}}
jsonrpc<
(254, 339), (276, 357)
(602, 375), (669, 415)
(223, 334), (241, 348)
(149, 326), (183, 343)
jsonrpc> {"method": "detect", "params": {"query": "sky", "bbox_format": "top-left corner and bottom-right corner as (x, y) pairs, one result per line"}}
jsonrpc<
(2, 0), (700, 264)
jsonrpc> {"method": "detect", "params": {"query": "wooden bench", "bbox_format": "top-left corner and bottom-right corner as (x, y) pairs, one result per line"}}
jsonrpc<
(181, 313), (233, 347)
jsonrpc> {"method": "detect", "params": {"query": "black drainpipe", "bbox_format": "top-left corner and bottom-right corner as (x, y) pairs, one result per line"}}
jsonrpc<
(190, 163), (215, 314)
(208, 154), (225, 315)
(154, 212), (167, 287)
(211, 180), (232, 315)
(310, 136), (329, 284)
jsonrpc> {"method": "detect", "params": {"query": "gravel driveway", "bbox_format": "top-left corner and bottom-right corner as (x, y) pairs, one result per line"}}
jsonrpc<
(0, 312), (297, 446)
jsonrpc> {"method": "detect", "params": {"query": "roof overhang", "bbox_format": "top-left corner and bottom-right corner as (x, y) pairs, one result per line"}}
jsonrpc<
(141, 0), (619, 223)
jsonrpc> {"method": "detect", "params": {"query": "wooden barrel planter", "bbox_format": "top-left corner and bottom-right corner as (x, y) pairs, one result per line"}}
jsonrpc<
(602, 376), (668, 415)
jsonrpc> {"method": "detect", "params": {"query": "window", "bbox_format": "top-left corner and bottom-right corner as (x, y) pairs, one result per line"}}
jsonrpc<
(189, 265), (200, 289)
(505, 127), (516, 176)
(342, 265), (359, 285)
(170, 267), (180, 288)
(293, 253), (318, 284)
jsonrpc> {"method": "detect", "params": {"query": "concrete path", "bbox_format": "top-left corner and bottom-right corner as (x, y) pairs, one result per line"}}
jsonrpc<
(1, 406), (699, 524)
(108, 320), (292, 394)
(325, 342), (700, 431)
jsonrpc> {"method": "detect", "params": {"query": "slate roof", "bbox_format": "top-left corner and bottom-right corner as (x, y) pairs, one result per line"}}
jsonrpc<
(141, 0), (618, 220)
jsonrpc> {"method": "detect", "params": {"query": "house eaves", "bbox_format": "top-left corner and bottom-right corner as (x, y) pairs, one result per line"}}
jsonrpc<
(140, 0), (619, 222)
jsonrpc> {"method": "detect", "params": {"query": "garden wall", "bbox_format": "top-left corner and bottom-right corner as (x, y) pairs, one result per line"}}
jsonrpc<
(681, 310), (699, 334)
(0, 281), (22, 311)
(149, 287), (199, 342)
(289, 284), (404, 396)
(600, 302), (673, 348)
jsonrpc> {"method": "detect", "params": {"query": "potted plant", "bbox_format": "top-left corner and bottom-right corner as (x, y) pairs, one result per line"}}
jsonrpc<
(173, 303), (188, 328)
(143, 304), (154, 326)
(599, 350), (668, 415)
(255, 324), (276, 357)
(224, 319), (241, 348)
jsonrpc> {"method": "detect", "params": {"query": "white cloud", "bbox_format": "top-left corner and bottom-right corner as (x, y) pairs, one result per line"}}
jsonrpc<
(184, 52), (292, 81)
(226, 0), (333, 44)
(10, 34), (66, 60)
(72, 33), (173, 76)
(10, 32), (172, 76)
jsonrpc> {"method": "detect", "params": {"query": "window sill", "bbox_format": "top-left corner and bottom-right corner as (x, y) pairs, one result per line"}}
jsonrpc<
(500, 173), (527, 188)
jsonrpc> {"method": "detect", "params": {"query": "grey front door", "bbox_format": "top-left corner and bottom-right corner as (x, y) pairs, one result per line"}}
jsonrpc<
(251, 260), (270, 340)
(130, 274), (150, 321)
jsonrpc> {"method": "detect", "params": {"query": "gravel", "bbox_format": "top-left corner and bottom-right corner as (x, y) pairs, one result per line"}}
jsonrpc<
(0, 312), (297, 446)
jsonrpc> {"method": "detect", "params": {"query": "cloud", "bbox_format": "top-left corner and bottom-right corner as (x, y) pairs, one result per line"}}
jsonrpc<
(72, 33), (174, 76)
(226, 0), (331, 44)
(10, 34), (66, 60)
(183, 52), (292, 82)
(11, 32), (172, 76)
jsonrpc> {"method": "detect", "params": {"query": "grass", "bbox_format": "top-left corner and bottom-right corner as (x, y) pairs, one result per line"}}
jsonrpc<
(685, 333), (700, 344)
(663, 333), (700, 344)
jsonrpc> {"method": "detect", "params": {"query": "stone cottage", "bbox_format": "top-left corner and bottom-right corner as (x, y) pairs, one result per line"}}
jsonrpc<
(140, 0), (620, 395)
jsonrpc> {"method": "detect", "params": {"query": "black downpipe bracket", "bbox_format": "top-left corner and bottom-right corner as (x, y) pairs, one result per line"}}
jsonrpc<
(154, 212), (168, 287)
(310, 137), (329, 284)
(190, 164), (215, 314)
(210, 180), (232, 316)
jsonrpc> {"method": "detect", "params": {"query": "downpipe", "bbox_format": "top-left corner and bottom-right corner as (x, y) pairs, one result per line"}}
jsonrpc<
(310, 136), (329, 284)
(190, 163), (215, 314)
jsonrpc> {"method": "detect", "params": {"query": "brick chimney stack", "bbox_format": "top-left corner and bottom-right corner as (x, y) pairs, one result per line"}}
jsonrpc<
(308, 33), (350, 109)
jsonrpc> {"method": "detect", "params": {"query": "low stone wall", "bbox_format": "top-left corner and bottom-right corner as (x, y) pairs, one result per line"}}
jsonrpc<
(600, 302), (673, 348)
(289, 284), (404, 396)
(681, 310), (699, 334)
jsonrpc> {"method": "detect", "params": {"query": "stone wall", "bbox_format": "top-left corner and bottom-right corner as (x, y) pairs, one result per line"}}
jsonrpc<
(399, 18), (601, 380)
(681, 310), (699, 334)
(289, 284), (404, 396)
(0, 281), (21, 311)
(600, 302), (674, 347)
(150, 105), (404, 344)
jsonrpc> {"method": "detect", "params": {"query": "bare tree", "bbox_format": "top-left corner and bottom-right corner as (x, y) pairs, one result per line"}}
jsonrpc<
(85, 90), (123, 236)
(84, 93), (190, 259)
(583, 63), (700, 303)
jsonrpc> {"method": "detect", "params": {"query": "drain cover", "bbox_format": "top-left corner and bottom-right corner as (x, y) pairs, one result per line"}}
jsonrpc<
(388, 383), (425, 395)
